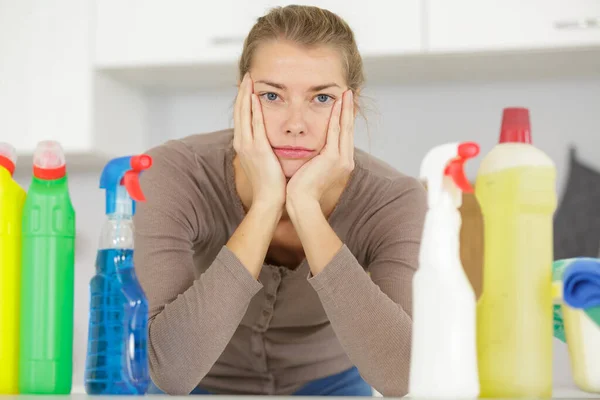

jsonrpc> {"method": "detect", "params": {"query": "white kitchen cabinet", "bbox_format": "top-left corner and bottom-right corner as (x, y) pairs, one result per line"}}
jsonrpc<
(94, 0), (423, 68)
(95, 0), (236, 67)
(0, 0), (149, 170)
(0, 0), (92, 155)
(93, 0), (600, 89)
(427, 0), (600, 53)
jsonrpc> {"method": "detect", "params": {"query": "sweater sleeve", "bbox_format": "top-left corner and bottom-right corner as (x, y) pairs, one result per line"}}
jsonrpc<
(133, 141), (263, 395)
(307, 177), (427, 397)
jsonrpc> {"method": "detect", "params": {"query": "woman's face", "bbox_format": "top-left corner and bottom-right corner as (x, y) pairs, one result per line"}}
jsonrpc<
(250, 40), (348, 178)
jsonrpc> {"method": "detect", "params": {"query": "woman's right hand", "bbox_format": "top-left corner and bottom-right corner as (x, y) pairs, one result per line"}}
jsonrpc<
(233, 73), (287, 210)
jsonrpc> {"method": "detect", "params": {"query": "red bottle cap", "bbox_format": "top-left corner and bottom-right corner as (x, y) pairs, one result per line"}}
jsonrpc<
(0, 142), (17, 176)
(499, 107), (532, 144)
(33, 141), (66, 180)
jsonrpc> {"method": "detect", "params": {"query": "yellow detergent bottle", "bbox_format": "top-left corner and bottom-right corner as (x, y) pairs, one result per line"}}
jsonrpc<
(0, 142), (26, 394)
(475, 108), (556, 398)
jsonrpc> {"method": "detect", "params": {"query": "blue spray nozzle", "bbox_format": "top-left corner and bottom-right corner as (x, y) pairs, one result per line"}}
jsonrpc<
(100, 155), (152, 215)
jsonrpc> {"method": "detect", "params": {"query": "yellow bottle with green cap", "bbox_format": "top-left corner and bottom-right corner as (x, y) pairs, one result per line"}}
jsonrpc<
(0, 142), (26, 394)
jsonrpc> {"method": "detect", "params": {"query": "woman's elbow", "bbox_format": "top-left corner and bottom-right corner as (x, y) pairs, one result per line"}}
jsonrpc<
(371, 367), (409, 397)
(148, 345), (199, 395)
(147, 320), (198, 395)
(381, 379), (409, 398)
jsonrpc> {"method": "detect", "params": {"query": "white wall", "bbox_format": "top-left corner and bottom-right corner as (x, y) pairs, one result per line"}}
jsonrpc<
(16, 76), (600, 392)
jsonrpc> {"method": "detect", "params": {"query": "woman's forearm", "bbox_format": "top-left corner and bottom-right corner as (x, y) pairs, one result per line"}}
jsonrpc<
(286, 196), (342, 276)
(226, 202), (283, 279)
(287, 194), (416, 396)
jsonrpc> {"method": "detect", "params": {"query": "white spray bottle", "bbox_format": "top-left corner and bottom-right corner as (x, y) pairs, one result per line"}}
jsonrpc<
(408, 142), (480, 399)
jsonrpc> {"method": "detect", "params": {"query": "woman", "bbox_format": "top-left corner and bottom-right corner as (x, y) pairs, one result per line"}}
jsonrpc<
(134, 4), (427, 397)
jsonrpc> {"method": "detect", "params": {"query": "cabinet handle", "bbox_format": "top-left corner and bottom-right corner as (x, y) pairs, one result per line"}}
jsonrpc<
(554, 17), (600, 30)
(209, 36), (246, 45)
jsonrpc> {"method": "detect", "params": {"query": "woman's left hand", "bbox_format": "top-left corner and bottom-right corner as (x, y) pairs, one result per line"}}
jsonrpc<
(286, 90), (355, 212)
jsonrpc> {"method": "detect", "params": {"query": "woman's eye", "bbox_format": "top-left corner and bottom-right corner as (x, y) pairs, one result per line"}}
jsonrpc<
(262, 92), (279, 102)
(315, 94), (332, 104)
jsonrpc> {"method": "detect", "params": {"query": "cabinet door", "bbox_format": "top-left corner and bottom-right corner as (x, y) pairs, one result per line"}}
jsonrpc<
(95, 0), (423, 68)
(95, 0), (274, 67)
(427, 0), (600, 52)
(95, 0), (231, 66)
(1, 0), (92, 154)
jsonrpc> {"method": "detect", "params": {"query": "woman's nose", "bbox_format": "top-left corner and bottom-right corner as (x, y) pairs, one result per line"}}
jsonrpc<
(284, 105), (306, 136)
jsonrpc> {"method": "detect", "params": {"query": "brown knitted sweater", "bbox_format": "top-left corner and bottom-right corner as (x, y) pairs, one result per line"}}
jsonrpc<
(133, 129), (427, 396)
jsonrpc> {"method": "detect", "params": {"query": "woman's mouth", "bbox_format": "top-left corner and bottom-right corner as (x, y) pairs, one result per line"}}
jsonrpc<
(273, 146), (315, 159)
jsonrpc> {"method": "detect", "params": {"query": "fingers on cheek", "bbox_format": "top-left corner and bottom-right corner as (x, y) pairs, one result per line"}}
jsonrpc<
(330, 100), (340, 119)
(344, 92), (353, 119)
(253, 113), (264, 134)
(329, 104), (341, 133)
(251, 94), (257, 113)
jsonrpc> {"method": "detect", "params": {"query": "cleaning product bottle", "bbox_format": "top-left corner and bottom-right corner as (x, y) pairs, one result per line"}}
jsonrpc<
(476, 107), (556, 398)
(84, 154), (152, 395)
(553, 258), (600, 393)
(19, 140), (76, 394)
(409, 142), (480, 399)
(0, 143), (26, 394)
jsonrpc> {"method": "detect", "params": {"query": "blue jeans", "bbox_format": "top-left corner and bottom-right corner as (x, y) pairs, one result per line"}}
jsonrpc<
(147, 366), (373, 396)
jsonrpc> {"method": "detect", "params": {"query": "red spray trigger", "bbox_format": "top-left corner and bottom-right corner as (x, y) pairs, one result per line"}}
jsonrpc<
(444, 142), (479, 193)
(123, 154), (153, 202)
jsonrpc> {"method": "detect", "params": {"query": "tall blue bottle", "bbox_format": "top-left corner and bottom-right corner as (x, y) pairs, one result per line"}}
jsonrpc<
(84, 154), (152, 395)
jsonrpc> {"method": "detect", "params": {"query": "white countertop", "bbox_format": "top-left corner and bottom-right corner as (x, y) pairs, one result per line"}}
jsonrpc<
(1, 389), (598, 399)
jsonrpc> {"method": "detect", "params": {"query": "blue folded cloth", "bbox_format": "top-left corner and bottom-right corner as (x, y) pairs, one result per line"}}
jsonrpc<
(563, 257), (600, 310)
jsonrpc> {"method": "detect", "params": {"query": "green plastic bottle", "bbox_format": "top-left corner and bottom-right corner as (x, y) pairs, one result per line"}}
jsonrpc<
(19, 141), (76, 394)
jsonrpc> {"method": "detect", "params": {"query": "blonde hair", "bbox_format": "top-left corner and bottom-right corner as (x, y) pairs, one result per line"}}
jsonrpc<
(239, 5), (365, 110)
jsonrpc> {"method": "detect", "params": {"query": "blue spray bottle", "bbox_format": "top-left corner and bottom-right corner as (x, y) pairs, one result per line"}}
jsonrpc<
(84, 155), (152, 395)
